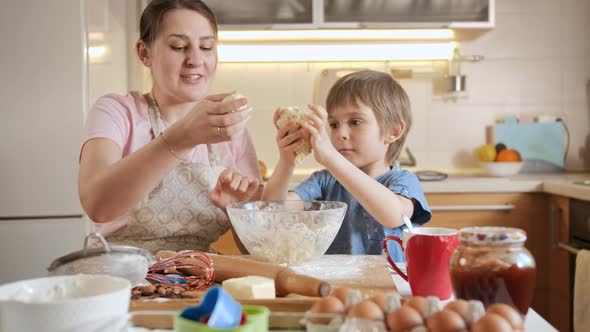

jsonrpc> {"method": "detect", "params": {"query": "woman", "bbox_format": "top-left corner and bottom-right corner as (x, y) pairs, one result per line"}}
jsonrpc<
(78, 0), (260, 253)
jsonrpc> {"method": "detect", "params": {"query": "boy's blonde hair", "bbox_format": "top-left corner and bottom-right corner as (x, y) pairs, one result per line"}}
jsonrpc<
(325, 70), (411, 166)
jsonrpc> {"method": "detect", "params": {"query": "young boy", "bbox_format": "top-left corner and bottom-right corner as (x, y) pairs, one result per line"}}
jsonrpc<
(262, 70), (431, 262)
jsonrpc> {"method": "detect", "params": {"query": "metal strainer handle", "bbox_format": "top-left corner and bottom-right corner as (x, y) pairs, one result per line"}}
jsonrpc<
(82, 232), (112, 256)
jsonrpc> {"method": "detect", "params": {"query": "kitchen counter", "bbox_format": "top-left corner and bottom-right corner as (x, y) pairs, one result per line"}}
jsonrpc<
(288, 168), (590, 201)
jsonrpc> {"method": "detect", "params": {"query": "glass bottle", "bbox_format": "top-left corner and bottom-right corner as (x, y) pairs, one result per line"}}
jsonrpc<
(449, 227), (536, 316)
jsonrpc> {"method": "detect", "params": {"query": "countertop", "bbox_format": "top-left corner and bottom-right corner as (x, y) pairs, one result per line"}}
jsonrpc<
(287, 168), (590, 201)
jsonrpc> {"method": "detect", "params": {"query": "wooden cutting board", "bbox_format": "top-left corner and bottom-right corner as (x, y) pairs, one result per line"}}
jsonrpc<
(130, 255), (396, 329)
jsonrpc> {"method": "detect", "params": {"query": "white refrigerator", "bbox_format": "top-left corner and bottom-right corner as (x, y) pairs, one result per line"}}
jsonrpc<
(0, 0), (90, 284)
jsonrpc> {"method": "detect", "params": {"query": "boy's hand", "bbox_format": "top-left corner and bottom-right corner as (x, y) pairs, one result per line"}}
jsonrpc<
(273, 108), (308, 166)
(211, 168), (261, 209)
(301, 104), (338, 165)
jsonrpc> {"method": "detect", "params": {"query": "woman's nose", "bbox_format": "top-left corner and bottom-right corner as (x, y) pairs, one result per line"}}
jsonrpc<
(186, 49), (204, 67)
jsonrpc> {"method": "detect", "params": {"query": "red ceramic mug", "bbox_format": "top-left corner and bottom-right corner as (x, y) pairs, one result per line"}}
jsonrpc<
(383, 227), (459, 300)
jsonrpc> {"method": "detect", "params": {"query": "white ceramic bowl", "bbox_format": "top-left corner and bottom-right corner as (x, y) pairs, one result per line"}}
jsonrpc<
(480, 161), (524, 177)
(0, 274), (131, 332)
(226, 201), (347, 265)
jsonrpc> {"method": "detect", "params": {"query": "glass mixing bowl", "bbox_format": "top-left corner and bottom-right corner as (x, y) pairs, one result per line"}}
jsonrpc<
(226, 201), (347, 265)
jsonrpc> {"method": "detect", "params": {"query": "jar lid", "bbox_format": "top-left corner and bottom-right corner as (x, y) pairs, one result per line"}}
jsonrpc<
(458, 227), (527, 244)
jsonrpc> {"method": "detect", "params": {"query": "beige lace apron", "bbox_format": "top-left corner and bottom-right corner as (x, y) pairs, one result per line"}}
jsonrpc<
(108, 93), (229, 253)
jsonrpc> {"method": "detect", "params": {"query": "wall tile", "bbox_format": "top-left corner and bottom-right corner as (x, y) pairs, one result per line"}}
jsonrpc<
(452, 59), (562, 106)
(561, 58), (590, 104)
(461, 13), (561, 59)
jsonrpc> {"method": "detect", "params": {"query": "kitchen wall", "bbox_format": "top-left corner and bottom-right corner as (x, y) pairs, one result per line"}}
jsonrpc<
(210, 0), (590, 172)
(96, 0), (590, 172)
(86, 0), (129, 112)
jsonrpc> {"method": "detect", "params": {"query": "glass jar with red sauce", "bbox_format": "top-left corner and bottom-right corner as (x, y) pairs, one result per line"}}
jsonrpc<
(449, 227), (536, 316)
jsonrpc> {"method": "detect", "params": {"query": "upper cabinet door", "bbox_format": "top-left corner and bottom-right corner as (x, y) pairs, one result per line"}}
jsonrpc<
(323, 0), (490, 27)
(203, 0), (315, 27)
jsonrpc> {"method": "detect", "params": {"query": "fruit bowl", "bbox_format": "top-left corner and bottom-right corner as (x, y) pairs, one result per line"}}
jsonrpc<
(226, 201), (347, 265)
(480, 161), (524, 177)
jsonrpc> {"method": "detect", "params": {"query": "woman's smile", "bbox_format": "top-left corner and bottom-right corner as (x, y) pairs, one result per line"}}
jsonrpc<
(180, 73), (204, 84)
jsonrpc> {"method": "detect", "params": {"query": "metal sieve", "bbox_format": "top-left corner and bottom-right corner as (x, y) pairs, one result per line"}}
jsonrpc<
(47, 233), (153, 286)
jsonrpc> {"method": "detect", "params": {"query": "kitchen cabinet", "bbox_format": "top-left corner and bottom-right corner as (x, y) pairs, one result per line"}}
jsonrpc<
(425, 192), (552, 318)
(323, 0), (491, 27)
(203, 0), (314, 26)
(201, 0), (494, 37)
(0, 218), (89, 284)
(212, 229), (242, 255)
(547, 195), (571, 332)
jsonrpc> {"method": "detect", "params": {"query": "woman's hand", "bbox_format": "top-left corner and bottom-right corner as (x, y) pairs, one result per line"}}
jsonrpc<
(211, 168), (262, 209)
(272, 108), (307, 166)
(166, 92), (253, 151)
(300, 104), (338, 166)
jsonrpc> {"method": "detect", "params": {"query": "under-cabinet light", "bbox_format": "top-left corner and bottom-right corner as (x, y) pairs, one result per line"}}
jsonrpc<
(218, 42), (456, 62)
(218, 29), (454, 42)
(88, 46), (106, 58)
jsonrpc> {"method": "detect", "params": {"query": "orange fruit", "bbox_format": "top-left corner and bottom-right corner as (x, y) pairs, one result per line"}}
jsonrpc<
(495, 149), (521, 162)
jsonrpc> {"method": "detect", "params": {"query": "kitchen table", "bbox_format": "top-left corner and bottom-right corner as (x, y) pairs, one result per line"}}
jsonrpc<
(130, 263), (558, 331)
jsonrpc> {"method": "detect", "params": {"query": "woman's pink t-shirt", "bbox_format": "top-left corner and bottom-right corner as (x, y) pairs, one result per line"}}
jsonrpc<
(82, 92), (260, 233)
(82, 91), (260, 179)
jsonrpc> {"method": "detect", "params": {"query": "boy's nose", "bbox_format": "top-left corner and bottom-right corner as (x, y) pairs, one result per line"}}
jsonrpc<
(335, 127), (349, 140)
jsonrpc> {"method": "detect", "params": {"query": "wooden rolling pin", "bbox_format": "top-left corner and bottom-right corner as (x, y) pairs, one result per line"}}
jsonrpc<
(209, 254), (331, 297)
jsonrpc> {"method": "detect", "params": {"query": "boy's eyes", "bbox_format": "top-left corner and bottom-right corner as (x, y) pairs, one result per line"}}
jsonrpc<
(329, 119), (363, 128)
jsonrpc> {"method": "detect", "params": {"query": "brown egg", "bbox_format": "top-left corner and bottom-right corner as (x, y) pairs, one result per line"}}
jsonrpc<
(386, 305), (424, 332)
(472, 313), (513, 332)
(308, 296), (346, 324)
(370, 292), (402, 314)
(426, 309), (468, 332)
(347, 300), (385, 321)
(445, 299), (470, 318)
(330, 287), (351, 306)
(486, 303), (524, 330)
(405, 296), (427, 317)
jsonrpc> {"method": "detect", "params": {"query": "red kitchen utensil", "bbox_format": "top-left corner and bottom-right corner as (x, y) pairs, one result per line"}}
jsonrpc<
(147, 250), (214, 290)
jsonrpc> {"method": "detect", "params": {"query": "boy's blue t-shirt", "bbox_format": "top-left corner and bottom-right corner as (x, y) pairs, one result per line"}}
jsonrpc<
(292, 167), (432, 262)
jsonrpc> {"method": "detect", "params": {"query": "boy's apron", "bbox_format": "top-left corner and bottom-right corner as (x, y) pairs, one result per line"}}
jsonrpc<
(107, 93), (229, 253)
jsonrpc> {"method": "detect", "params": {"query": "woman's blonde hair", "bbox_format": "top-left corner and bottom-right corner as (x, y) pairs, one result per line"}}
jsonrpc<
(325, 70), (411, 166)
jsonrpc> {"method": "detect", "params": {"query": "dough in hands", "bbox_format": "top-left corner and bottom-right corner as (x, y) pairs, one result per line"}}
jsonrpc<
(276, 106), (312, 164)
(222, 91), (248, 111)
